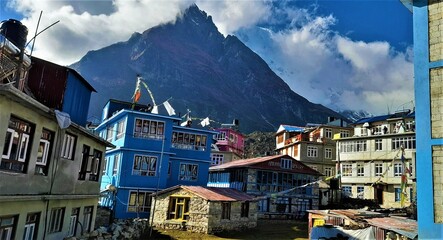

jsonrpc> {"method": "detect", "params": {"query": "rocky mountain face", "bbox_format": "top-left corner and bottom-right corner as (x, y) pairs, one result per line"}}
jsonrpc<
(72, 4), (345, 133)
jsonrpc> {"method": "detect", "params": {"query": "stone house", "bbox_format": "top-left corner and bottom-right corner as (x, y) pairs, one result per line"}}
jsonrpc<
(149, 185), (257, 234)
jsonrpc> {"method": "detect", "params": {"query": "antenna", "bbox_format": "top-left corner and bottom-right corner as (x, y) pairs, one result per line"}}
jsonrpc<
(30, 11), (42, 55)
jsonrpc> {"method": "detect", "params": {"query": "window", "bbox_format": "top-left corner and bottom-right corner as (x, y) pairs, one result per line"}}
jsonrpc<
(68, 208), (79, 237)
(375, 139), (383, 151)
(342, 164), (352, 176)
(61, 133), (76, 160)
(277, 134), (283, 144)
(168, 197), (190, 220)
(325, 128), (332, 139)
(340, 140), (367, 153)
(83, 206), (93, 233)
(357, 164), (364, 176)
(211, 154), (224, 166)
(0, 215), (17, 240)
(392, 137), (416, 150)
(324, 167), (333, 177)
(128, 191), (152, 212)
(280, 158), (292, 169)
(375, 163), (383, 176)
(35, 129), (53, 176)
(179, 163), (198, 181)
(172, 131), (207, 151)
(23, 212), (39, 240)
(395, 188), (401, 202)
(325, 148), (332, 159)
(394, 163), (403, 177)
(357, 186), (364, 199)
(106, 125), (114, 142)
(113, 154), (120, 175)
(342, 186), (352, 197)
(78, 145), (90, 180)
(216, 131), (227, 141)
(89, 150), (102, 181)
(116, 119), (125, 139)
(307, 146), (318, 157)
(340, 130), (350, 138)
(1, 116), (34, 172)
(48, 208), (64, 233)
(241, 202), (249, 218)
(103, 157), (108, 174)
(134, 118), (164, 139)
(221, 202), (231, 220)
(133, 155), (157, 176)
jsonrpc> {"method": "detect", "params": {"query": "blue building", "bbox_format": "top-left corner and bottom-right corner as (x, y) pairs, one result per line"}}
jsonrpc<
(95, 99), (215, 219)
(403, 0), (443, 238)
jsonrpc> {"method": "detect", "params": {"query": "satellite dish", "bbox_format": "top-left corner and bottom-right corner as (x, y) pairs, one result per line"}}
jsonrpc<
(362, 122), (370, 128)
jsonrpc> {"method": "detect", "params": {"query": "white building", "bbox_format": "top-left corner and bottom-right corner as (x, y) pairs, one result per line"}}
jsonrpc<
(335, 110), (416, 208)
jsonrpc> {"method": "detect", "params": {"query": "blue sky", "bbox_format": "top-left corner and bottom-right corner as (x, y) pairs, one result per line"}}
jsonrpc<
(0, 0), (414, 115)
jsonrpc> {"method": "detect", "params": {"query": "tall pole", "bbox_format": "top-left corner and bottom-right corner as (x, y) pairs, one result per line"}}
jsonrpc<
(149, 136), (166, 237)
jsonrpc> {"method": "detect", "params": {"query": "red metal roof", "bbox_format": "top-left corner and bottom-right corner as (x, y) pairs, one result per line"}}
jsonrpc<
(152, 185), (255, 202)
(209, 154), (321, 175)
(183, 186), (255, 201)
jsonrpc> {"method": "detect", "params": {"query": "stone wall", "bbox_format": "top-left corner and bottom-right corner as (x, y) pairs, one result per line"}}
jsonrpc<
(150, 188), (258, 234)
(433, 145), (443, 223)
(150, 188), (210, 232)
(207, 201), (258, 233)
(430, 67), (443, 138)
(429, 0), (443, 62)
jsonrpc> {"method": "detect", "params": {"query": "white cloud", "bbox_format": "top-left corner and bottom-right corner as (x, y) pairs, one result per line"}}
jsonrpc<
(10, 0), (194, 65)
(235, 6), (413, 115)
(196, 0), (271, 35)
(7, 0), (414, 115)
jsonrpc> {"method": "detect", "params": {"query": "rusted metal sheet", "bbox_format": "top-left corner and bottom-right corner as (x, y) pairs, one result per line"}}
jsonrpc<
(27, 57), (67, 110)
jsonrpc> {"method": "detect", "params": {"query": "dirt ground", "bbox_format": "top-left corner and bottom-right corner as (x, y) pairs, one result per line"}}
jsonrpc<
(146, 220), (309, 240)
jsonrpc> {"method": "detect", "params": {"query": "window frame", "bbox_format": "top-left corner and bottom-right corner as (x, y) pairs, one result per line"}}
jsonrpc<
(342, 164), (353, 177)
(1, 128), (14, 159)
(127, 191), (152, 213)
(167, 197), (190, 221)
(357, 164), (365, 177)
(324, 128), (332, 139)
(211, 153), (224, 166)
(132, 155), (157, 176)
(113, 154), (120, 175)
(179, 163), (198, 181)
(375, 163), (383, 176)
(241, 202), (249, 218)
(133, 118), (164, 140)
(221, 202), (231, 220)
(357, 186), (364, 199)
(394, 163), (403, 177)
(82, 206), (93, 233)
(375, 139), (383, 151)
(280, 158), (292, 169)
(61, 133), (76, 160)
(116, 119), (125, 139)
(395, 188), (401, 202)
(325, 148), (333, 159)
(307, 146), (318, 158)
(48, 208), (65, 233)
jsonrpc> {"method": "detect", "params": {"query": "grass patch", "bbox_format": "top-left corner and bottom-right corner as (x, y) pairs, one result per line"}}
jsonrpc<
(150, 220), (308, 240)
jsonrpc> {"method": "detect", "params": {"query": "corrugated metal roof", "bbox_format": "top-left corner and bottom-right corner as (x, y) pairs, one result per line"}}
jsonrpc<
(280, 125), (306, 133)
(308, 209), (417, 239)
(366, 216), (417, 239)
(152, 185), (255, 202)
(183, 186), (255, 201)
(209, 154), (321, 175)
